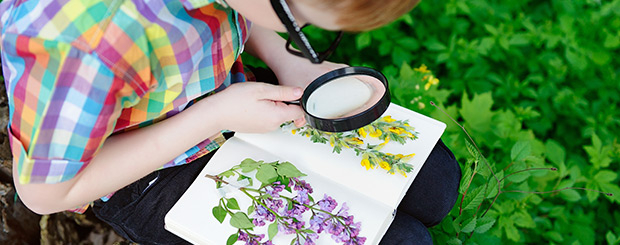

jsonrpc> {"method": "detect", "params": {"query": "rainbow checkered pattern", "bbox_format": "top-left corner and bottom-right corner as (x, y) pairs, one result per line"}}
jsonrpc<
(0, 0), (251, 211)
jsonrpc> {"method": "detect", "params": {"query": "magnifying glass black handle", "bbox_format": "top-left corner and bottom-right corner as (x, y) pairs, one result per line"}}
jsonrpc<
(283, 100), (301, 105)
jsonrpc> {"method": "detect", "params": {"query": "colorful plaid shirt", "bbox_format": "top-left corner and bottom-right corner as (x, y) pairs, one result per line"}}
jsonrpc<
(0, 0), (251, 211)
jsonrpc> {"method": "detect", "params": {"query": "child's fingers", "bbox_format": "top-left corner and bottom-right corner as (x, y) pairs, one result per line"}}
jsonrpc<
(257, 83), (303, 102)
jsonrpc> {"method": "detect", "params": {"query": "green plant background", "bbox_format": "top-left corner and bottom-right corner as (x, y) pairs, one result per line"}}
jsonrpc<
(245, 0), (620, 243)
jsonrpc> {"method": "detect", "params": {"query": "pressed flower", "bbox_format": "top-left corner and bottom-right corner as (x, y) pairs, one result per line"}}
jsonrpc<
(360, 158), (372, 170)
(368, 128), (382, 138)
(358, 127), (367, 138)
(379, 161), (391, 171)
(381, 116), (396, 123)
(347, 137), (364, 145)
(292, 129), (297, 134)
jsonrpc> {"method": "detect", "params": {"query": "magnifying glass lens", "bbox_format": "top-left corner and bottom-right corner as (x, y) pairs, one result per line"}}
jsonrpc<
(305, 75), (385, 119)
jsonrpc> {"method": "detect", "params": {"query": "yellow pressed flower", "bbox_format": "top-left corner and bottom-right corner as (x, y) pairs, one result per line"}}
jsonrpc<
(292, 129), (297, 134)
(388, 127), (402, 134)
(402, 153), (416, 162)
(369, 129), (382, 138)
(358, 127), (367, 138)
(379, 161), (391, 171)
(329, 137), (335, 147)
(382, 116), (396, 123)
(414, 64), (429, 73)
(361, 158), (372, 170)
(347, 137), (364, 145)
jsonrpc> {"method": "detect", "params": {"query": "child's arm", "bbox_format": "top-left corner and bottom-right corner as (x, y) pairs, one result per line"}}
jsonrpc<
(244, 25), (347, 89)
(14, 82), (305, 214)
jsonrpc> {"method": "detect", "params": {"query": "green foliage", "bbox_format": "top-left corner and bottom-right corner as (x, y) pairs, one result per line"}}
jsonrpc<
(243, 0), (619, 243)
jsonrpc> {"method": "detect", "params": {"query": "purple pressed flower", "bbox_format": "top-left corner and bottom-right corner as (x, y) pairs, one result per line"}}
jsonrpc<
(317, 194), (338, 212)
(293, 189), (310, 205)
(309, 213), (330, 233)
(266, 183), (286, 198)
(238, 231), (249, 241)
(293, 179), (314, 193)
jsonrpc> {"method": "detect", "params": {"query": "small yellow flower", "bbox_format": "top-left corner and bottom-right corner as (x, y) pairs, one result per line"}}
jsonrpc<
(369, 128), (382, 138)
(292, 129), (297, 134)
(382, 116), (396, 123)
(379, 161), (391, 171)
(358, 127), (367, 138)
(414, 64), (429, 73)
(402, 153), (416, 162)
(361, 158), (373, 170)
(347, 137), (364, 145)
(388, 127), (402, 134)
(424, 76), (439, 91)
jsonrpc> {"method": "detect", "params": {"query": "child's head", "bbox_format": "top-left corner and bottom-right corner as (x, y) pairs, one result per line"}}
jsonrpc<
(227, 0), (421, 32)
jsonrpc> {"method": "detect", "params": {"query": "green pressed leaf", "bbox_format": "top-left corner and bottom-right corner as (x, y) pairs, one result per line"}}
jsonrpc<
(511, 141), (531, 162)
(227, 233), (239, 245)
(230, 212), (254, 229)
(256, 165), (279, 185)
(268, 222), (279, 240)
(212, 206), (227, 224)
(461, 217), (477, 233)
(240, 158), (260, 173)
(227, 198), (240, 210)
(474, 216), (496, 233)
(247, 205), (255, 215)
(220, 170), (235, 178)
(276, 162), (306, 178)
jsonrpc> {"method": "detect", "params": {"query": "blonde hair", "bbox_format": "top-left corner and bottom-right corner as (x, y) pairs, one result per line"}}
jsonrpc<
(305, 0), (421, 31)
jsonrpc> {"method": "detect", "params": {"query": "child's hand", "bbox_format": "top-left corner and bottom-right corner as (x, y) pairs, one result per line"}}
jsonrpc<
(207, 82), (306, 133)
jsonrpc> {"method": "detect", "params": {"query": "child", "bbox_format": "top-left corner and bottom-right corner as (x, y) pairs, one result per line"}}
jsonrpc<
(0, 0), (460, 244)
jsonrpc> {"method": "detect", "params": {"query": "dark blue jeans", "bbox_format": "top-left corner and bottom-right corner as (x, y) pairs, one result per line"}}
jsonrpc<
(92, 139), (460, 245)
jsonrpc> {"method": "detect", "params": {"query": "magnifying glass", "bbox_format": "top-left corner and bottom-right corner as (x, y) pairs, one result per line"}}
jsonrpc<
(289, 66), (390, 132)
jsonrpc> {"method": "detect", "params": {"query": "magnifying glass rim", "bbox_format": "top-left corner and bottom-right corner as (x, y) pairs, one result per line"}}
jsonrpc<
(300, 66), (391, 132)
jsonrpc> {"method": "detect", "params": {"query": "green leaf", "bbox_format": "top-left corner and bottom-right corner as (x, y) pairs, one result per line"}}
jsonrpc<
(268, 222), (279, 240)
(594, 170), (617, 183)
(565, 49), (587, 70)
(512, 211), (535, 228)
(474, 216), (496, 233)
(256, 165), (279, 185)
(247, 205), (255, 215)
(461, 217), (477, 233)
(220, 170), (235, 178)
(356, 32), (371, 50)
(212, 206), (227, 224)
(230, 212), (254, 229)
(459, 92), (494, 133)
(606, 231), (619, 244)
(424, 39), (447, 51)
(447, 237), (463, 245)
(508, 34), (530, 46)
(484, 24), (498, 35)
(545, 231), (564, 242)
(545, 140), (566, 167)
(227, 198), (240, 210)
(511, 141), (531, 162)
(560, 189), (581, 202)
(240, 158), (260, 173)
(276, 162), (306, 178)
(462, 186), (485, 211)
(227, 233), (239, 245)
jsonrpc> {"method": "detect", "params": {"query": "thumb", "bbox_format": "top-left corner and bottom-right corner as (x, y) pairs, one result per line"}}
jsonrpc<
(259, 83), (303, 102)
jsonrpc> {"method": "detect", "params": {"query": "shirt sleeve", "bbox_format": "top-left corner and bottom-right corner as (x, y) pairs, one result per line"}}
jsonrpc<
(2, 33), (137, 184)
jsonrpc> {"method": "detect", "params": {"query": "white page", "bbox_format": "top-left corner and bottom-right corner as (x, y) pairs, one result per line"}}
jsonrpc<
(236, 103), (446, 209)
(165, 138), (394, 245)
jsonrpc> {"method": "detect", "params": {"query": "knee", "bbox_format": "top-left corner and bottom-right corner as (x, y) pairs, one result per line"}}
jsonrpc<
(379, 212), (432, 245)
(399, 140), (461, 227)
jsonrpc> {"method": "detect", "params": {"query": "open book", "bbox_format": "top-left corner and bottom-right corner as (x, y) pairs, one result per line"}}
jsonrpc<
(165, 103), (446, 244)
